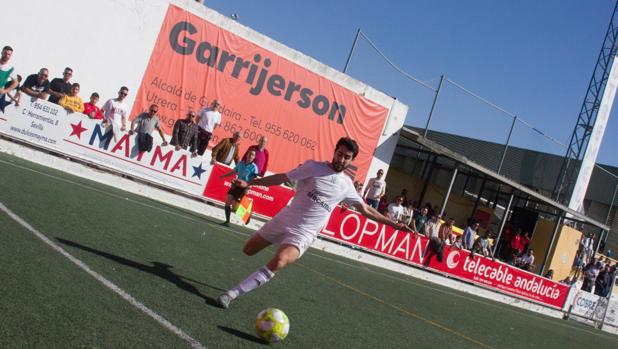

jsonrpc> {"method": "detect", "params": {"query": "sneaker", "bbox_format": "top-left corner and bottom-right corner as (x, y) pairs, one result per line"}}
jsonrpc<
(216, 293), (233, 309)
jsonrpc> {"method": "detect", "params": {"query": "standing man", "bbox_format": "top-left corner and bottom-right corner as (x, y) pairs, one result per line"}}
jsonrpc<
(20, 68), (50, 100)
(242, 135), (269, 176)
(196, 99), (222, 156)
(101, 86), (130, 140)
(129, 104), (168, 152)
(216, 137), (413, 308)
(170, 110), (199, 157)
(363, 169), (386, 209)
(48, 67), (73, 104)
(412, 207), (429, 235)
(463, 221), (479, 250)
(211, 131), (241, 166)
(0, 46), (18, 96)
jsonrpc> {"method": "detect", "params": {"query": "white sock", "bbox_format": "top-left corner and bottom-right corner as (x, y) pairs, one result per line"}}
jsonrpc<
(227, 266), (275, 299)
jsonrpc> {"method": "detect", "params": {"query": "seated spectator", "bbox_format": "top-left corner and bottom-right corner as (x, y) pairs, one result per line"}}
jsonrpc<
(517, 249), (535, 271)
(83, 92), (104, 119)
(219, 149), (259, 226)
(412, 207), (429, 234)
(210, 131), (241, 166)
(470, 230), (494, 260)
(21, 68), (50, 100)
(386, 195), (406, 223)
(129, 104), (168, 152)
(48, 67), (73, 104)
(171, 110), (199, 157)
(450, 235), (463, 250)
(59, 83), (84, 113)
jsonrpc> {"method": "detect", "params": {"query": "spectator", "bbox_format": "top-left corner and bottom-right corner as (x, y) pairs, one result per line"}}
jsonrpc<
(544, 269), (554, 280)
(595, 265), (611, 297)
(471, 230), (494, 260)
(21, 68), (50, 100)
(377, 193), (389, 214)
(400, 189), (409, 207)
(101, 86), (130, 139)
(210, 131), (241, 166)
(519, 232), (530, 255)
(48, 67), (73, 104)
(510, 230), (523, 260)
(412, 207), (429, 234)
(363, 169), (386, 209)
(0, 46), (18, 96)
(353, 181), (363, 195)
(386, 195), (406, 223)
(171, 110), (199, 157)
(242, 135), (269, 176)
(424, 214), (447, 264)
(83, 92), (104, 120)
(129, 104), (168, 152)
(196, 99), (222, 155)
(59, 83), (84, 113)
(517, 249), (535, 271)
(423, 213), (441, 238)
(450, 235), (464, 250)
(3, 74), (21, 107)
(498, 222), (514, 259)
(463, 221), (479, 250)
(581, 259), (599, 292)
(438, 217), (455, 247)
(219, 149), (259, 226)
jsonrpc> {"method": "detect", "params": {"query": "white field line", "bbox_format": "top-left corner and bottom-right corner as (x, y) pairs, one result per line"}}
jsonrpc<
(0, 201), (207, 349)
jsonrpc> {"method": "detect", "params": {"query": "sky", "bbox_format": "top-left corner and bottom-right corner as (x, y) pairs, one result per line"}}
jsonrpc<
(204, 0), (618, 168)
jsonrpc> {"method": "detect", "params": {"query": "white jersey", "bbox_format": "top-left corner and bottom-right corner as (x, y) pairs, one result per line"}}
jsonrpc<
(197, 107), (221, 132)
(270, 160), (363, 236)
(101, 98), (128, 127)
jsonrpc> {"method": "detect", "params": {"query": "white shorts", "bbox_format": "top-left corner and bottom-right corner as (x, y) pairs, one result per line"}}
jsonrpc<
(256, 219), (316, 257)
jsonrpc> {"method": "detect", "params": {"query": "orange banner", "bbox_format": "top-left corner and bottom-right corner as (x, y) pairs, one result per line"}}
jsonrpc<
(132, 5), (389, 180)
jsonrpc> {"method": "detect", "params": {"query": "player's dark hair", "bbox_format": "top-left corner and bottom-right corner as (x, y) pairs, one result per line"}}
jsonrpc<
(336, 137), (359, 158)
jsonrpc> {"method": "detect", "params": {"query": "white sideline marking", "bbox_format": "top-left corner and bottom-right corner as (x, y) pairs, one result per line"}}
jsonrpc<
(0, 201), (207, 349)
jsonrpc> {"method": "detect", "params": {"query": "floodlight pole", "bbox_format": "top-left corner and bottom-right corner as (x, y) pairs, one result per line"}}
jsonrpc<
(343, 28), (362, 74)
(423, 75), (445, 137)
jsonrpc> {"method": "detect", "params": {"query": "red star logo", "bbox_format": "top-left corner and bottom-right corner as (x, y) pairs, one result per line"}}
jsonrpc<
(69, 121), (88, 139)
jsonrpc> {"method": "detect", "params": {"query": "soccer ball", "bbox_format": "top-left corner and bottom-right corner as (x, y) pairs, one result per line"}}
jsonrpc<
(255, 308), (290, 343)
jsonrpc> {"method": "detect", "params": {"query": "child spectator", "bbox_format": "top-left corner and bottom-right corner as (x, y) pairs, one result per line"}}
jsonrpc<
(83, 92), (103, 119)
(59, 83), (84, 113)
(220, 149), (259, 226)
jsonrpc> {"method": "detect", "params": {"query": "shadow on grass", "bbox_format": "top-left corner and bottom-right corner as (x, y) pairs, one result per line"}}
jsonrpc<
(217, 326), (269, 345)
(56, 237), (224, 305)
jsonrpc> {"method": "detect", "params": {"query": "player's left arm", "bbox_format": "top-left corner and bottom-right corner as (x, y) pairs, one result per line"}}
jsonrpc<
(355, 202), (413, 232)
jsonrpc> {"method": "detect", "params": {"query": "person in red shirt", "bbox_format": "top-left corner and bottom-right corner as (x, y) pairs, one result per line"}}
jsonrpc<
(510, 230), (522, 261)
(83, 92), (103, 119)
(519, 232), (531, 255)
(241, 136), (269, 177)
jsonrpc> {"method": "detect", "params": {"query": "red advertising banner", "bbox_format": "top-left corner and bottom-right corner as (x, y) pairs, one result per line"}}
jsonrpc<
(203, 163), (295, 218)
(321, 208), (570, 309)
(132, 4), (389, 181)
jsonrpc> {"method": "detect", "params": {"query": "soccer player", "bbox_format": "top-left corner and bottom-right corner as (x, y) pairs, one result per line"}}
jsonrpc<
(216, 137), (413, 308)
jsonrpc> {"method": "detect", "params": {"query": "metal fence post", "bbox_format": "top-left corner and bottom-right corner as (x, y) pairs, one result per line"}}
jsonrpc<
(423, 75), (445, 138)
(439, 167), (458, 217)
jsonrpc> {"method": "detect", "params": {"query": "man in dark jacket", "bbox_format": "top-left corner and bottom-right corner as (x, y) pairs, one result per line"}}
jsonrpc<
(211, 131), (241, 166)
